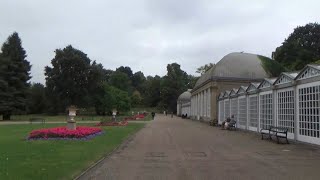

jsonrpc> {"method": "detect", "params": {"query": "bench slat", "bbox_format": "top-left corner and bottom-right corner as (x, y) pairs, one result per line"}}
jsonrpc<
(260, 125), (289, 144)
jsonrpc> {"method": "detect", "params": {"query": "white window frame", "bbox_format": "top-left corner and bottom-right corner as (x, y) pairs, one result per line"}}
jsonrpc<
(237, 95), (247, 130)
(248, 94), (258, 132)
(296, 81), (320, 145)
(276, 87), (295, 139)
(259, 91), (273, 131)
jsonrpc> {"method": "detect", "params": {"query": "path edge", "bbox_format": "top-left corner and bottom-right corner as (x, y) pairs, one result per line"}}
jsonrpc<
(73, 124), (146, 180)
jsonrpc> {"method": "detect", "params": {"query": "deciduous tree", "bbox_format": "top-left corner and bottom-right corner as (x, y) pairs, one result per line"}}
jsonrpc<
(159, 63), (189, 112)
(26, 83), (46, 114)
(273, 23), (320, 70)
(196, 63), (215, 75)
(45, 45), (92, 113)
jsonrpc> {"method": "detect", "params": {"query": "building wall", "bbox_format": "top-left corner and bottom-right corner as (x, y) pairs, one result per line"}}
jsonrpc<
(216, 66), (320, 146)
(191, 79), (255, 121)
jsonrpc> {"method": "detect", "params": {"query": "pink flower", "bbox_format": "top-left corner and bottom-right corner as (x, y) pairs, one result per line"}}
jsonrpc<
(28, 126), (102, 139)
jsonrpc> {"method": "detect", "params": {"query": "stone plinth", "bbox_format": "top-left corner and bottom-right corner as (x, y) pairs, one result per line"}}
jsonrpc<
(67, 121), (76, 130)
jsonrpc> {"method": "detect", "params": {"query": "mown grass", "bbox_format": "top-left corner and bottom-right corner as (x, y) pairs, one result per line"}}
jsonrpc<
(0, 123), (145, 180)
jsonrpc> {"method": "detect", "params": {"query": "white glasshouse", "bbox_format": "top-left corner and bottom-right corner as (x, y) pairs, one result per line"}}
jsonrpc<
(218, 64), (320, 145)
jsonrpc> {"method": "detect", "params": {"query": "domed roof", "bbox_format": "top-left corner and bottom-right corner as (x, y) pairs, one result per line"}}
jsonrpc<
(178, 89), (192, 101)
(194, 52), (284, 89)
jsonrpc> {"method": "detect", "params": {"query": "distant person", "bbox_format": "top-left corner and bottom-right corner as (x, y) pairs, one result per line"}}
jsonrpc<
(226, 115), (236, 129)
(151, 112), (155, 120)
(165, 111), (167, 116)
(221, 117), (231, 129)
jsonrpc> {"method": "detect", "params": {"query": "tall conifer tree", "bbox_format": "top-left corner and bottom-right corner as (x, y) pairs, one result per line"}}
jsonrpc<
(0, 32), (31, 120)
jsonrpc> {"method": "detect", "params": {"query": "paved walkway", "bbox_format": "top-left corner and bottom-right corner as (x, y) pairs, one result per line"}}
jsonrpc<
(79, 114), (320, 180)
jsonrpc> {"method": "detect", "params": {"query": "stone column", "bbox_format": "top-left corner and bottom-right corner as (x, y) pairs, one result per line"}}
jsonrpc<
(191, 97), (193, 117)
(211, 83), (218, 121)
(196, 93), (199, 119)
(198, 93), (200, 120)
(200, 91), (203, 117)
(205, 89), (207, 118)
(203, 91), (205, 117)
(199, 92), (201, 118)
(201, 91), (204, 117)
(208, 88), (211, 119)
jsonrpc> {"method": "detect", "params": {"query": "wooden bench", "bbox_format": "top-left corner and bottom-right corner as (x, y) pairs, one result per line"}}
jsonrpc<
(261, 126), (289, 144)
(29, 117), (45, 124)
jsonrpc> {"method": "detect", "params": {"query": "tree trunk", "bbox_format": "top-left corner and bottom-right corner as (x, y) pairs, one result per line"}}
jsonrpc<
(3, 112), (11, 120)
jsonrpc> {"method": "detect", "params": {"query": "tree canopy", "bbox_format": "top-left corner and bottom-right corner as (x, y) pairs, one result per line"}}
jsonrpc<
(45, 45), (93, 111)
(0, 32), (31, 120)
(159, 63), (190, 113)
(196, 63), (215, 75)
(273, 23), (320, 71)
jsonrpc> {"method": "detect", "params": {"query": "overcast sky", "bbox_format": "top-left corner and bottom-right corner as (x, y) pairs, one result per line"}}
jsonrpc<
(1, 0), (320, 83)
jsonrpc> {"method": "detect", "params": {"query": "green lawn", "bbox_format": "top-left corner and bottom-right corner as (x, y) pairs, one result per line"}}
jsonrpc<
(0, 123), (145, 180)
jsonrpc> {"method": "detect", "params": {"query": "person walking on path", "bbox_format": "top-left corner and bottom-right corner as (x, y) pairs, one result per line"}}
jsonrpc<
(151, 112), (155, 120)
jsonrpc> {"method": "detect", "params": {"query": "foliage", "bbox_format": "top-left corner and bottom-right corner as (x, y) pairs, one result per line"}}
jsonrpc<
(108, 85), (131, 112)
(92, 83), (131, 115)
(0, 32), (31, 120)
(258, 55), (286, 77)
(0, 33), (203, 116)
(109, 71), (131, 92)
(131, 90), (142, 107)
(91, 83), (113, 115)
(0, 55), (12, 118)
(116, 66), (133, 79)
(132, 71), (146, 91)
(26, 83), (46, 114)
(313, 59), (320, 65)
(143, 75), (161, 107)
(187, 75), (199, 89)
(159, 63), (189, 112)
(196, 63), (215, 75)
(273, 23), (320, 71)
(44, 45), (109, 114)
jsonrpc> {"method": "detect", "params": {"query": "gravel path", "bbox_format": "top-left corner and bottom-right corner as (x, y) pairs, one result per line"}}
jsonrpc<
(78, 114), (320, 180)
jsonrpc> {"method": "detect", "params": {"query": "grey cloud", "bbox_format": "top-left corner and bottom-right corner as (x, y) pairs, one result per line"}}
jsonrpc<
(0, 0), (320, 83)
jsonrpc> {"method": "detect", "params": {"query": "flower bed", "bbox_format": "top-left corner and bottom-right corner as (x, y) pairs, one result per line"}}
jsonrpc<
(27, 126), (103, 140)
(124, 114), (146, 121)
(96, 120), (128, 126)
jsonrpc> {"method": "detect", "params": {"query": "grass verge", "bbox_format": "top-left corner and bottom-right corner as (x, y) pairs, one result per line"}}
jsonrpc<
(0, 123), (145, 180)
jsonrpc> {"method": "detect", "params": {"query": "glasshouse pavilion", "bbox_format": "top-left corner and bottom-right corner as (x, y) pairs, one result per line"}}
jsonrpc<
(177, 89), (192, 117)
(179, 52), (282, 122)
(218, 64), (320, 145)
(178, 52), (320, 145)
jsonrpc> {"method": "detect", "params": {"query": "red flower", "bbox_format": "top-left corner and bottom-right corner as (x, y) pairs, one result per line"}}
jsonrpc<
(28, 126), (102, 139)
(124, 114), (145, 121)
(96, 121), (128, 126)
